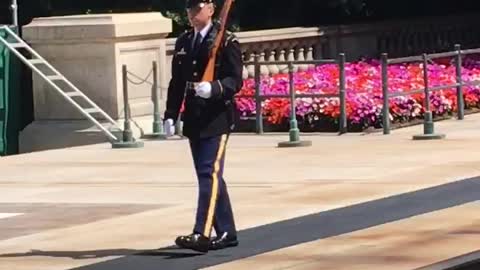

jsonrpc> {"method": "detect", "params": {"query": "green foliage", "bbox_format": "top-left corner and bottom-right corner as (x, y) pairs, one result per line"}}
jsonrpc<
(164, 10), (190, 33)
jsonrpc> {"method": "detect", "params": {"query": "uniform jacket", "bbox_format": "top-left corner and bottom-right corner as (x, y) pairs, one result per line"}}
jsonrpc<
(164, 23), (243, 139)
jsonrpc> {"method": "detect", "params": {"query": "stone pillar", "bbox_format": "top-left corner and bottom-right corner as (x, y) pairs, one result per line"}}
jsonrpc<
(19, 12), (172, 152)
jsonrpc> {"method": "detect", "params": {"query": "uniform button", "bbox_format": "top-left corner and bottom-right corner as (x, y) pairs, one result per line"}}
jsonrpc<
(192, 60), (197, 65)
(193, 72), (198, 76)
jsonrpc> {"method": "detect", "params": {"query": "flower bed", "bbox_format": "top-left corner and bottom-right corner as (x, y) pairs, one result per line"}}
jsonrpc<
(234, 56), (480, 132)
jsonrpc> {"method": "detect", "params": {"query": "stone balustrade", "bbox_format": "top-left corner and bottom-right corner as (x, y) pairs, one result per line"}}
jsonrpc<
(237, 27), (322, 78)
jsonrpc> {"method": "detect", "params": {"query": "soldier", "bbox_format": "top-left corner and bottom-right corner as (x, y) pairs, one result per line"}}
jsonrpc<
(163, 0), (243, 253)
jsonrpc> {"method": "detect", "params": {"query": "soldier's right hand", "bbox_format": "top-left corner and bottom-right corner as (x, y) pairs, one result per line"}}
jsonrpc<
(164, 119), (175, 137)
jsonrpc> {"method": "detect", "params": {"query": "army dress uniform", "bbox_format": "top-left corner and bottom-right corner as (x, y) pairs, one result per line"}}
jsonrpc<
(163, 3), (243, 252)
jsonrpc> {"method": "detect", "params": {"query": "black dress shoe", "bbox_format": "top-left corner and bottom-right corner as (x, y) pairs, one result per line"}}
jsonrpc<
(209, 232), (238, 250)
(175, 233), (210, 253)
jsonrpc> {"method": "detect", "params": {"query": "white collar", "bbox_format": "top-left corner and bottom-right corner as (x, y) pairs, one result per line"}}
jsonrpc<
(194, 22), (212, 40)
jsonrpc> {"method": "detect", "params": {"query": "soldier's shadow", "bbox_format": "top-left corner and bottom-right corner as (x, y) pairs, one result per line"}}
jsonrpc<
(0, 247), (203, 260)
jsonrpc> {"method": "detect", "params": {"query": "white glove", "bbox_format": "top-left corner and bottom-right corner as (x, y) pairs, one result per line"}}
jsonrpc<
(163, 119), (175, 137)
(195, 81), (212, 99)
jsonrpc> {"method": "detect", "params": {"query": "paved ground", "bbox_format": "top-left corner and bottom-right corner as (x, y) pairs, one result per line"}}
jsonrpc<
(1, 114), (480, 270)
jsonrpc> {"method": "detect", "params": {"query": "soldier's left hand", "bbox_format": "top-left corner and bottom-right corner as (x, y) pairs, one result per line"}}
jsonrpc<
(195, 81), (212, 99)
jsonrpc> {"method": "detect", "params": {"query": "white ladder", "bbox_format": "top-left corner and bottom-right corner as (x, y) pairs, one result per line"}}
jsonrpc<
(0, 26), (121, 142)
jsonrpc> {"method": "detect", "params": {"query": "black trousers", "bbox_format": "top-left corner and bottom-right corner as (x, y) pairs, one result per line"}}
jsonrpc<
(189, 134), (237, 238)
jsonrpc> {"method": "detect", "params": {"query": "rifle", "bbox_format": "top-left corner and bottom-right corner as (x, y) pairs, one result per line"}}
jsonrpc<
(201, 0), (235, 81)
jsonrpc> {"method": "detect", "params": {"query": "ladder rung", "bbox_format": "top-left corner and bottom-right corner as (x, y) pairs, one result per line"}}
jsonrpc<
(65, 92), (82, 97)
(28, 59), (45, 65)
(46, 75), (63, 81)
(84, 108), (100, 114)
(10, 43), (25, 48)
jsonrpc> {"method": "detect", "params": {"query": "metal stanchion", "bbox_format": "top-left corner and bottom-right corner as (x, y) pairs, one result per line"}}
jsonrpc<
(10, 0), (18, 29)
(454, 44), (465, 120)
(112, 65), (144, 148)
(381, 53), (391, 135)
(338, 53), (347, 134)
(277, 62), (312, 148)
(143, 61), (167, 140)
(412, 54), (445, 140)
(254, 54), (264, 134)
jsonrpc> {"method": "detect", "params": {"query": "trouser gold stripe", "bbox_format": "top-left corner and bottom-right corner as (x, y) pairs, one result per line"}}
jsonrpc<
(203, 134), (227, 237)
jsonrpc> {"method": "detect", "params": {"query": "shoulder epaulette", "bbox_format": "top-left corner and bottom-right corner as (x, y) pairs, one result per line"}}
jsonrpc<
(224, 31), (239, 46)
(177, 30), (192, 42)
(175, 30), (193, 50)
